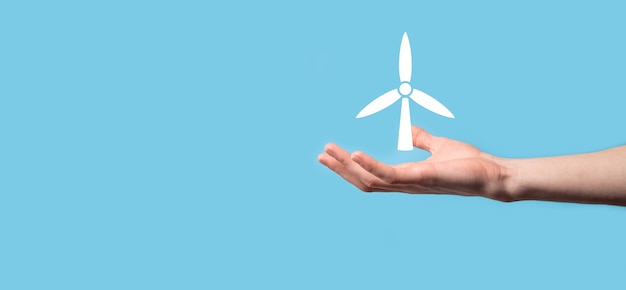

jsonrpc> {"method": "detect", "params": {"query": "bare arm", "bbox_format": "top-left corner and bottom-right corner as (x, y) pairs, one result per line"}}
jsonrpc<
(318, 126), (626, 206)
(503, 146), (626, 205)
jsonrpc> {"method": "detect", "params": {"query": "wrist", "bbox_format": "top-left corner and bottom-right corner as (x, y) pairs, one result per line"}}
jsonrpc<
(489, 156), (521, 202)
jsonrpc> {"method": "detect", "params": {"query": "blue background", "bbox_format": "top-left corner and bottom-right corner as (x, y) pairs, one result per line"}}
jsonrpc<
(1, 1), (625, 289)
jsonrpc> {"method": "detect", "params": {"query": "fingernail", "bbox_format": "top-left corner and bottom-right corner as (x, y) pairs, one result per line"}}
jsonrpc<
(351, 155), (361, 164)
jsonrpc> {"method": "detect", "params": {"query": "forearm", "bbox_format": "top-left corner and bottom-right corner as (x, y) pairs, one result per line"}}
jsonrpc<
(499, 146), (626, 205)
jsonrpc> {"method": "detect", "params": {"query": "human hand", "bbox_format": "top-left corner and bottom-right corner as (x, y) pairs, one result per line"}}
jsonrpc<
(318, 126), (513, 202)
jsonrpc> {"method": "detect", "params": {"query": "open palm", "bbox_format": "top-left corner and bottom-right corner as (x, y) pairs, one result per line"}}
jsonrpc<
(318, 126), (510, 201)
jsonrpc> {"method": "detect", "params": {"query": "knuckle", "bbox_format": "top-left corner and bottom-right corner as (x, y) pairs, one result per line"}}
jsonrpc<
(358, 161), (371, 172)
(382, 174), (396, 184)
(414, 130), (427, 142)
(362, 177), (379, 188)
(382, 168), (398, 184)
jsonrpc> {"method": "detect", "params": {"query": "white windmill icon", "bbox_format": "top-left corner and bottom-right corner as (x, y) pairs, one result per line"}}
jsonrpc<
(356, 32), (455, 151)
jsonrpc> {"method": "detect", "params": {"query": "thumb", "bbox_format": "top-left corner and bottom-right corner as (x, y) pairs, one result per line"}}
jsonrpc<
(411, 126), (441, 152)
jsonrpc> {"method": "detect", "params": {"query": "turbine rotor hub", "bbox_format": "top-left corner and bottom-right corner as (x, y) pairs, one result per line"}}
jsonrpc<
(398, 82), (412, 96)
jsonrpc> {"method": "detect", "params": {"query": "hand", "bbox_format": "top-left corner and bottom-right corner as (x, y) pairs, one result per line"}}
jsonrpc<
(318, 126), (513, 202)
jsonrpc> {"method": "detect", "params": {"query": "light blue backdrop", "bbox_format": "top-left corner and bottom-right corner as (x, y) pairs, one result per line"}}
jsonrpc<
(1, 1), (625, 289)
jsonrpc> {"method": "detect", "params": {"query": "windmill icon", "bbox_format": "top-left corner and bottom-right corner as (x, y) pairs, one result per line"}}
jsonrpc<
(356, 32), (455, 151)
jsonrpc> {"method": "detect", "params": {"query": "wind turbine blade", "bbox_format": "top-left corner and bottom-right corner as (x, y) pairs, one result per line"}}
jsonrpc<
(409, 89), (455, 118)
(399, 32), (412, 83)
(356, 89), (402, 118)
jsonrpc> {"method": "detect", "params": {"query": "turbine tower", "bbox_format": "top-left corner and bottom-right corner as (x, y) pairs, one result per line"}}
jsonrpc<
(356, 32), (455, 151)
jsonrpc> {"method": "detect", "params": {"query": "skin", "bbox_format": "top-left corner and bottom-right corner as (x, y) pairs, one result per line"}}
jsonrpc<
(318, 126), (626, 206)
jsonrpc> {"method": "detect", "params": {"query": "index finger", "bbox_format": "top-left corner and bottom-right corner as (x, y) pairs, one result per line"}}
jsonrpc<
(350, 151), (409, 184)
